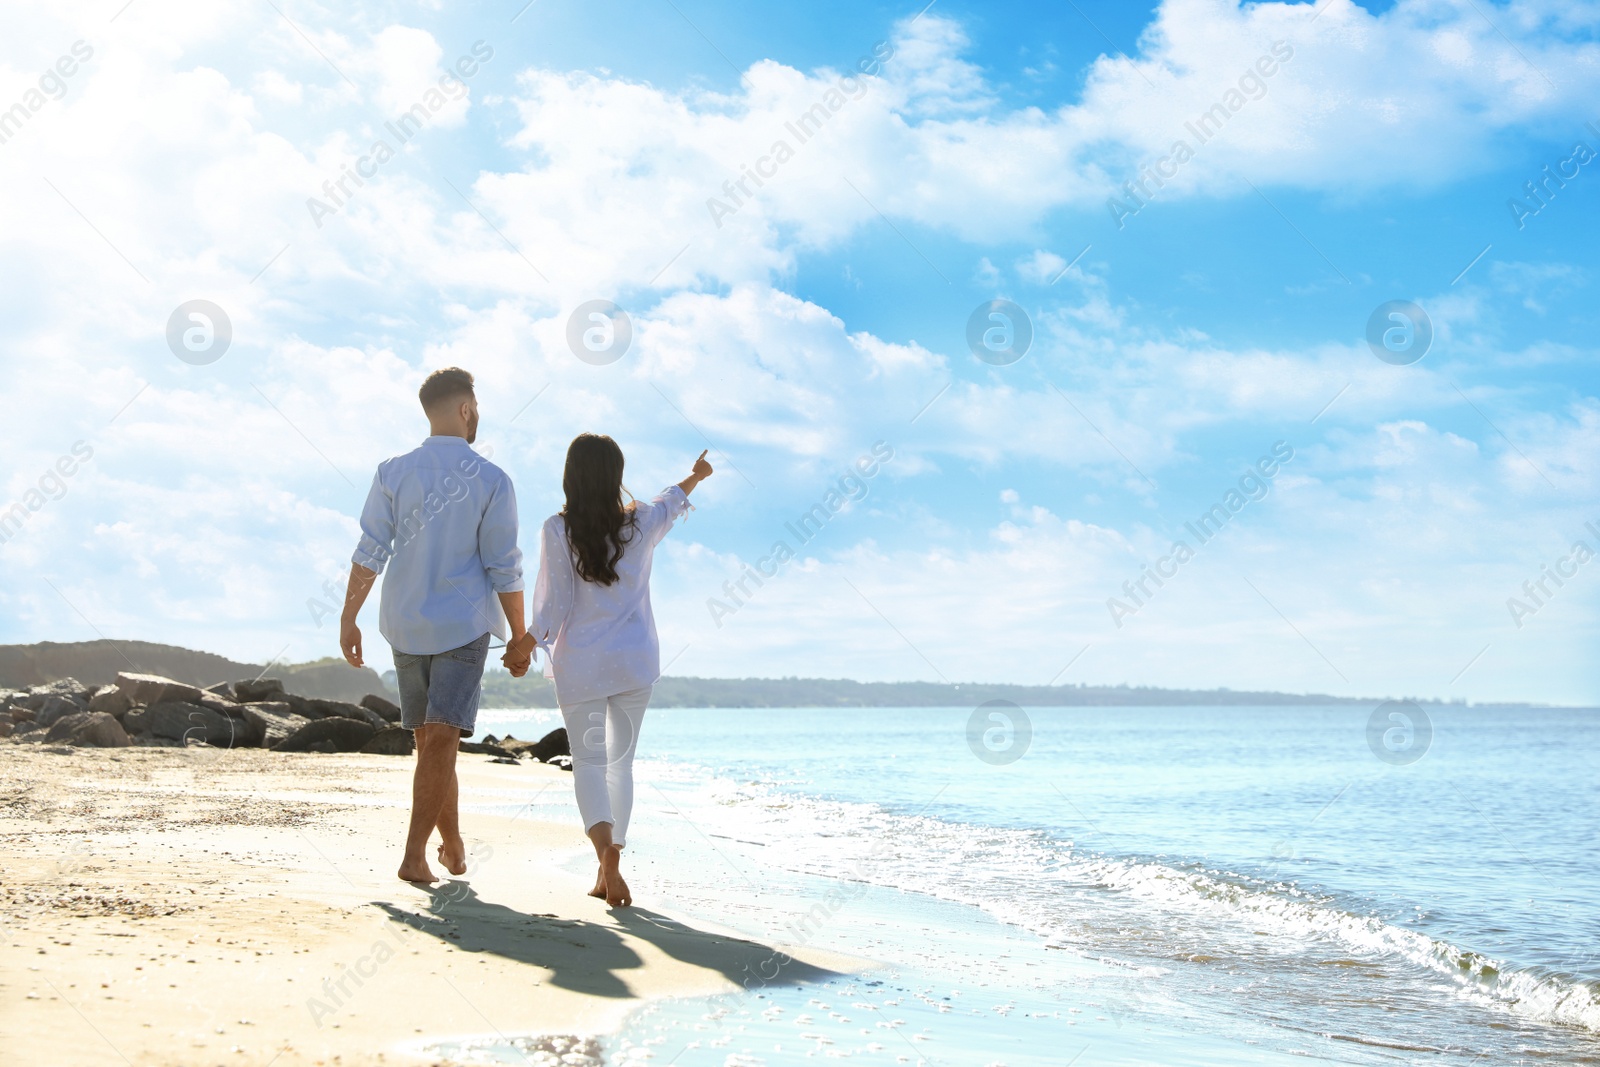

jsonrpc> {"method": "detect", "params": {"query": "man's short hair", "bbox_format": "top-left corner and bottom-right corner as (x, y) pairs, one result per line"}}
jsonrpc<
(419, 367), (475, 413)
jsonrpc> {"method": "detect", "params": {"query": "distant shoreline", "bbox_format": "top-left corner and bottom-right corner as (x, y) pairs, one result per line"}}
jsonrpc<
(1, 639), (1582, 712)
(473, 672), (1581, 711)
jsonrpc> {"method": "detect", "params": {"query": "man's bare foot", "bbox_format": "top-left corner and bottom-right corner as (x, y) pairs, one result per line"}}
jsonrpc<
(437, 841), (468, 877)
(599, 844), (630, 907)
(588, 865), (607, 899)
(397, 858), (436, 884)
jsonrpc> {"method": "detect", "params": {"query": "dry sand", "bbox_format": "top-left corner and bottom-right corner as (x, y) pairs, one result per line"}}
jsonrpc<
(0, 744), (855, 1066)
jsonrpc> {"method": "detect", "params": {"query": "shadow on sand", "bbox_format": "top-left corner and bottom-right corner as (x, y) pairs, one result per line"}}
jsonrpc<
(373, 882), (841, 998)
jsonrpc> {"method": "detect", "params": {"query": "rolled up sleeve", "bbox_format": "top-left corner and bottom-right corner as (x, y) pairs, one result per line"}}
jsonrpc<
(479, 474), (525, 593)
(352, 470), (395, 574)
(530, 518), (574, 651)
(644, 485), (691, 546)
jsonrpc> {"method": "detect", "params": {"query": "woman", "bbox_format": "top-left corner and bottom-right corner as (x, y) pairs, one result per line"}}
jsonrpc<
(505, 434), (713, 906)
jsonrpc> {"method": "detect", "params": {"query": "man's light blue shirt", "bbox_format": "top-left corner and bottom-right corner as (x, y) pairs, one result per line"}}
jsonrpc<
(352, 436), (523, 656)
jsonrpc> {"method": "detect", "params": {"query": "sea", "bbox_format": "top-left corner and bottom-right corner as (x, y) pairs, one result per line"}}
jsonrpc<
(440, 704), (1600, 1066)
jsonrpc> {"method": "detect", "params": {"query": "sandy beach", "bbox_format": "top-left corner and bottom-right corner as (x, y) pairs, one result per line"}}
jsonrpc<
(0, 745), (854, 1067)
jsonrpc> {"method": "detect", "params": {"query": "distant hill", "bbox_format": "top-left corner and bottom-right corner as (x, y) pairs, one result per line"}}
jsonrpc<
(5, 640), (1514, 710)
(0, 641), (395, 704)
(466, 668), (1466, 709)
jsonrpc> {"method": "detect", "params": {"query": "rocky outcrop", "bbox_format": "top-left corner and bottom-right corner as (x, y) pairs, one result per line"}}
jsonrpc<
(0, 639), (396, 705)
(43, 709), (132, 747)
(459, 740), (515, 758)
(72, 712), (131, 748)
(301, 698), (388, 729)
(233, 678), (286, 703)
(0, 665), (503, 761)
(359, 727), (415, 755)
(116, 672), (204, 707)
(10, 722), (49, 744)
(36, 695), (88, 728)
(272, 717), (377, 754)
(88, 684), (131, 717)
(240, 703), (309, 748)
(533, 727), (569, 762)
(493, 728), (570, 763)
(44, 712), (93, 743)
(360, 694), (402, 723)
(140, 702), (257, 748)
(21, 678), (92, 705)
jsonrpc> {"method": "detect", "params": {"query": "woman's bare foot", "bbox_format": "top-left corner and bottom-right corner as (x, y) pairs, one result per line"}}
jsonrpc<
(437, 840), (468, 877)
(599, 844), (630, 907)
(397, 858), (436, 883)
(588, 865), (607, 899)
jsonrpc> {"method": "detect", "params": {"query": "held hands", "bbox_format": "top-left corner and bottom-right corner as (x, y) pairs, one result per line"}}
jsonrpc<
(502, 631), (538, 678)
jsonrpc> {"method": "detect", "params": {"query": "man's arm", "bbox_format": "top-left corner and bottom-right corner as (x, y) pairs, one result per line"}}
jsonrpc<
(340, 564), (378, 668)
(480, 475), (531, 676)
(344, 469), (396, 668)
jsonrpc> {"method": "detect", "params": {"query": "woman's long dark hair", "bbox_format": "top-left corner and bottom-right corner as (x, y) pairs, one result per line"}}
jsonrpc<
(561, 433), (638, 586)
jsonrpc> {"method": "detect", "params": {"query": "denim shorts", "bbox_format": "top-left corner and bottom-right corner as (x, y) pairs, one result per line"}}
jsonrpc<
(392, 633), (491, 734)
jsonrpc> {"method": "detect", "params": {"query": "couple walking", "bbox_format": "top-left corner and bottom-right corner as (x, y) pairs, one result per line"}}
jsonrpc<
(337, 367), (713, 906)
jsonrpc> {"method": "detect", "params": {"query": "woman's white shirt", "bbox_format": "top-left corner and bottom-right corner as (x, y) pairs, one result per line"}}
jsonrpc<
(530, 486), (689, 705)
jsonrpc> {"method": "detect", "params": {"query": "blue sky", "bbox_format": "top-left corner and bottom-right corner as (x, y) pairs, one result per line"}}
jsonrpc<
(1, 0), (1596, 704)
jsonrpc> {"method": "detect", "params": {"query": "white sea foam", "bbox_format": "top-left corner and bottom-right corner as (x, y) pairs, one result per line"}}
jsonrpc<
(648, 765), (1600, 1039)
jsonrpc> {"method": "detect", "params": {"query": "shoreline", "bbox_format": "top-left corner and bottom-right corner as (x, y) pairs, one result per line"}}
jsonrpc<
(0, 745), (863, 1066)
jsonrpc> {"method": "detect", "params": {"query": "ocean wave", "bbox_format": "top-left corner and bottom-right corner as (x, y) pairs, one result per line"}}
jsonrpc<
(649, 765), (1600, 1038)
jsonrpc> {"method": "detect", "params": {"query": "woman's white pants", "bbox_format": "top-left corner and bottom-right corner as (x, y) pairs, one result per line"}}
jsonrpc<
(558, 685), (652, 848)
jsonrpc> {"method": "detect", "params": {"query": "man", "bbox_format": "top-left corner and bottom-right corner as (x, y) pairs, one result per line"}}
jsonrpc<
(338, 367), (529, 884)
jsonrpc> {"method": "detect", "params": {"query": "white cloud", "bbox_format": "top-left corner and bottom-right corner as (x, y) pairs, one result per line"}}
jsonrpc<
(0, 0), (1595, 705)
(1016, 249), (1067, 285)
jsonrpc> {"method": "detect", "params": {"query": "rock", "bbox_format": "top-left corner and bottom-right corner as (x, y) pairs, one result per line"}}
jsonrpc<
(132, 735), (181, 748)
(240, 703), (307, 748)
(116, 672), (204, 707)
(223, 710), (263, 747)
(9, 706), (37, 724)
(360, 694), (402, 723)
(359, 727), (415, 756)
(534, 728), (570, 762)
(546, 754), (573, 772)
(0, 720), (11, 738)
(193, 693), (247, 719)
(203, 681), (234, 698)
(459, 740), (515, 758)
(11, 723), (49, 743)
(71, 712), (131, 748)
(233, 678), (286, 703)
(28, 677), (90, 702)
(302, 698), (387, 729)
(88, 684), (132, 718)
(44, 712), (93, 744)
(37, 696), (88, 728)
(144, 701), (254, 748)
(273, 717), (376, 753)
(23, 690), (87, 713)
